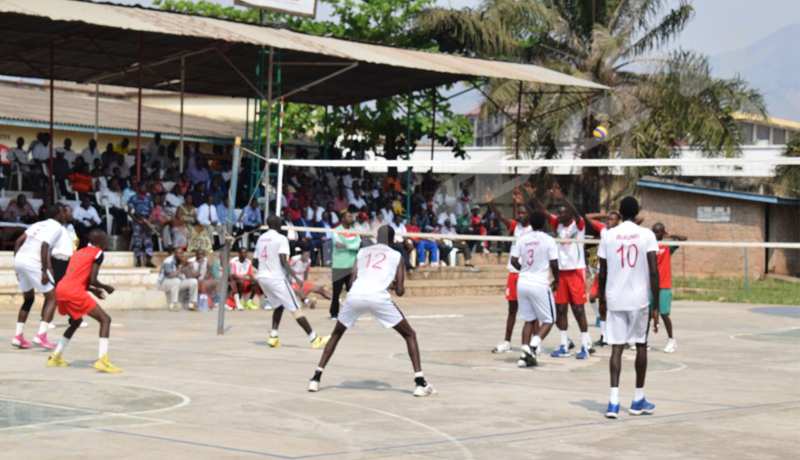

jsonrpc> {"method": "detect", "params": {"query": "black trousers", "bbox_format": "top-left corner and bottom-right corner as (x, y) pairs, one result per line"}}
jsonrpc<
(329, 267), (353, 318)
(51, 257), (70, 285)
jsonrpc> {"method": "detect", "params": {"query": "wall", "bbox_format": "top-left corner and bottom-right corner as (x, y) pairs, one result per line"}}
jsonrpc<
(768, 203), (800, 276)
(640, 188), (767, 278)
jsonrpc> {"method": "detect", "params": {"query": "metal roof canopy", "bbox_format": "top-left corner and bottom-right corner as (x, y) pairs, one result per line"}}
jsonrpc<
(0, 0), (607, 106)
(637, 179), (800, 206)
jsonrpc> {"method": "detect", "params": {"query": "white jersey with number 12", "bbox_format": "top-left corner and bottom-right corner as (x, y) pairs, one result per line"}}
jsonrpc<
(349, 244), (402, 296)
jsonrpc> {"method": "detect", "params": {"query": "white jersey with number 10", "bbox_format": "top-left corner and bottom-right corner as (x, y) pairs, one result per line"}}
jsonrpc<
(597, 221), (659, 312)
(254, 229), (290, 280)
(349, 244), (402, 296)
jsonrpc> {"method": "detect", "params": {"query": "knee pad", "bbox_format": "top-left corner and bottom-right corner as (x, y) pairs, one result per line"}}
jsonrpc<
(291, 309), (305, 319)
(21, 297), (34, 312)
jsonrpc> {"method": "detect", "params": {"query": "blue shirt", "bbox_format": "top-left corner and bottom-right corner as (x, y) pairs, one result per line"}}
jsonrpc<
(128, 194), (154, 217)
(216, 203), (229, 225)
(241, 206), (262, 226)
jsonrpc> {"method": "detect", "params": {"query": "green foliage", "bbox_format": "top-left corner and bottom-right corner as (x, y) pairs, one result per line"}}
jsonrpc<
(153, 0), (473, 159)
(674, 277), (800, 306)
(774, 132), (800, 198)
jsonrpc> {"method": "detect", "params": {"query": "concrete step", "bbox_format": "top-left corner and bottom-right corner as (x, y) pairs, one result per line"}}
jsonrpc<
(403, 278), (505, 297)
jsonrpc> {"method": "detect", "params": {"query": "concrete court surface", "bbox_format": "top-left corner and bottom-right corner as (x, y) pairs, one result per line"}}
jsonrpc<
(1, 296), (798, 460)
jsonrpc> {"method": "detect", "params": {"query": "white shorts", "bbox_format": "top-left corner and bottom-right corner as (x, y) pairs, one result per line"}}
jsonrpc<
(14, 260), (54, 294)
(257, 277), (300, 312)
(606, 309), (650, 345)
(517, 283), (555, 323)
(338, 292), (404, 329)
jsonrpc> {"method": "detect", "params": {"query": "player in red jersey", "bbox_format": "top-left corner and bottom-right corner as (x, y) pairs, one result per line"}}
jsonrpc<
(585, 212), (621, 347)
(652, 223), (687, 353)
(485, 187), (535, 354)
(47, 229), (120, 373)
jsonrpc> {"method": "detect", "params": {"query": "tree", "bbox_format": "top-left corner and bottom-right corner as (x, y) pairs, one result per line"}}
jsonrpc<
(153, 0), (473, 162)
(774, 132), (800, 198)
(417, 0), (766, 211)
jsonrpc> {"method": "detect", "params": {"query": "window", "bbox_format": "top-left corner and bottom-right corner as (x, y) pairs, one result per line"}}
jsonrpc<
(756, 124), (770, 141)
(740, 122), (753, 143)
(772, 128), (786, 145)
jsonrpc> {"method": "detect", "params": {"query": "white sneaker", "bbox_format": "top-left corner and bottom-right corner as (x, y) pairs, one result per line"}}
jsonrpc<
(48, 323), (56, 330)
(168, 303), (180, 312)
(413, 384), (437, 397)
(308, 380), (320, 392)
(80, 321), (88, 328)
(664, 338), (677, 353)
(236, 303), (244, 311)
(492, 340), (512, 353)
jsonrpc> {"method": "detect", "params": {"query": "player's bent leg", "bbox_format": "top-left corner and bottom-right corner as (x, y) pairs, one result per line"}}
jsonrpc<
(32, 290), (57, 350)
(393, 319), (436, 397)
(47, 317), (82, 368)
(86, 305), (121, 374)
(12, 292), (35, 349)
(309, 322), (348, 392)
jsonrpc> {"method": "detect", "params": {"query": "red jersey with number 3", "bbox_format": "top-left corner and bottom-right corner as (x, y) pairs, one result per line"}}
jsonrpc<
(349, 244), (401, 296)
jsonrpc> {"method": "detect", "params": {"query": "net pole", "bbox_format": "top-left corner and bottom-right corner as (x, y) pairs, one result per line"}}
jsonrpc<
(218, 137), (242, 335)
(263, 46), (274, 222)
(405, 86), (412, 221)
(274, 97), (285, 216)
(744, 247), (750, 299)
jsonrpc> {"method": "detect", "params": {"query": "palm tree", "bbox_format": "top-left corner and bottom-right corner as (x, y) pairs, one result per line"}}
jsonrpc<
(774, 132), (800, 198)
(417, 0), (766, 211)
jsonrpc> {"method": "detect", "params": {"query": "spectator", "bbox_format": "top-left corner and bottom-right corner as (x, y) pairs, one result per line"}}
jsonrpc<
(173, 193), (197, 250)
(102, 178), (129, 235)
(467, 205), (486, 253)
(193, 195), (218, 252)
(113, 167), (128, 191)
(209, 176), (227, 205)
(150, 193), (171, 249)
(332, 186), (348, 213)
(459, 183), (474, 211)
(31, 133), (50, 163)
(285, 198), (301, 221)
(290, 208), (316, 260)
(438, 204), (457, 226)
(387, 214), (413, 271)
(383, 169), (401, 193)
(93, 163), (108, 191)
(8, 137), (33, 173)
(240, 198), (262, 248)
(114, 138), (131, 156)
(407, 215), (438, 267)
(145, 133), (161, 160)
(325, 201), (340, 225)
(189, 249), (220, 310)
(483, 209), (502, 252)
(329, 211), (360, 320)
(157, 247), (199, 312)
(381, 201), (394, 223)
(73, 194), (102, 247)
(128, 181), (157, 267)
(100, 143), (117, 168)
(229, 247), (257, 310)
(440, 219), (472, 267)
(81, 139), (101, 166)
(176, 172), (191, 195)
(349, 183), (368, 209)
(53, 149), (71, 197)
(165, 183), (185, 210)
(3, 194), (38, 224)
(186, 158), (210, 185)
(421, 170), (438, 196)
(192, 181), (208, 205)
(306, 198), (324, 222)
(216, 195), (230, 227)
(111, 155), (130, 180)
(69, 164), (94, 194)
(56, 138), (77, 165)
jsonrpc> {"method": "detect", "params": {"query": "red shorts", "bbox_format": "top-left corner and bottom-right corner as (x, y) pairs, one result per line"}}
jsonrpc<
(291, 281), (314, 297)
(505, 273), (519, 301)
(56, 285), (97, 320)
(589, 275), (599, 298)
(555, 269), (587, 305)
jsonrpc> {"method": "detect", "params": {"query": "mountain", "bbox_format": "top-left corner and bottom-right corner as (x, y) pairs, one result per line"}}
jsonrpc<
(710, 23), (800, 121)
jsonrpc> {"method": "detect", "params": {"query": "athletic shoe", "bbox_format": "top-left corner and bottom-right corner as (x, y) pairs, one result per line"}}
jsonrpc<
(517, 349), (537, 368)
(568, 339), (575, 350)
(308, 379), (320, 392)
(605, 402), (620, 419)
(267, 337), (281, 348)
(310, 335), (330, 350)
(550, 345), (571, 358)
(593, 338), (607, 347)
(413, 384), (437, 397)
(244, 300), (258, 310)
(46, 352), (70, 367)
(48, 322), (56, 330)
(80, 321), (88, 328)
(236, 303), (244, 311)
(188, 304), (198, 312)
(587, 345), (596, 355)
(594, 317), (601, 328)
(11, 334), (32, 349)
(664, 338), (677, 353)
(629, 398), (655, 415)
(168, 303), (180, 312)
(93, 354), (122, 374)
(224, 304), (234, 311)
(308, 298), (317, 309)
(329, 316), (338, 321)
(492, 340), (512, 354)
(575, 346), (589, 360)
(33, 334), (55, 350)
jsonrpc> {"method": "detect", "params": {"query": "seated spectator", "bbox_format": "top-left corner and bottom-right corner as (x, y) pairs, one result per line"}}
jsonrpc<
(189, 249), (220, 309)
(102, 178), (129, 234)
(8, 137), (34, 174)
(101, 142), (117, 167)
(229, 247), (257, 310)
(389, 191), (404, 216)
(383, 169), (401, 193)
(387, 214), (413, 270)
(325, 201), (340, 225)
(165, 183), (185, 210)
(73, 194), (102, 247)
(421, 170), (438, 196)
(171, 193), (196, 250)
(192, 181), (208, 206)
(349, 183), (368, 209)
(150, 193), (171, 249)
(112, 167), (128, 191)
(56, 138), (77, 164)
(407, 215), (438, 267)
(194, 195), (219, 252)
(209, 176), (227, 205)
(440, 219), (473, 267)
(459, 183), (474, 211)
(53, 149), (72, 197)
(380, 201), (394, 223)
(284, 198), (301, 222)
(94, 164), (109, 192)
(187, 158), (210, 185)
(147, 144), (172, 171)
(216, 195), (230, 227)
(240, 198), (262, 248)
(157, 247), (199, 311)
(314, 211), (335, 266)
(69, 164), (94, 194)
(111, 156), (130, 179)
(3, 194), (38, 224)
(467, 205), (487, 253)
(114, 138), (131, 156)
(306, 198), (325, 222)
(176, 172), (192, 195)
(438, 204), (457, 227)
(81, 139), (101, 166)
(332, 186), (348, 214)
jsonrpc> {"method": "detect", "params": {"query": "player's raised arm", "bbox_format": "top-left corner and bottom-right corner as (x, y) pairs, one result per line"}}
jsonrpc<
(550, 183), (582, 225)
(523, 182), (547, 213)
(585, 213), (609, 229)
(394, 256), (405, 297)
(484, 188), (512, 228)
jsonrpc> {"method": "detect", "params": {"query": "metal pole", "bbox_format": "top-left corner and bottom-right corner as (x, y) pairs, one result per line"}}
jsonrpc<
(263, 46), (274, 221)
(514, 80), (522, 218)
(94, 82), (99, 141)
(179, 55), (185, 173)
(405, 87), (412, 221)
(245, 97), (250, 148)
(49, 42), (54, 200)
(136, 32), (144, 182)
(218, 137), (242, 335)
(744, 247), (750, 299)
(430, 89), (436, 161)
(323, 105), (329, 160)
(274, 97), (285, 216)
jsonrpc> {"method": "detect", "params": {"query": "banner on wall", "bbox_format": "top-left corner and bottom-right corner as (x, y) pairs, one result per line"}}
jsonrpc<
(234, 0), (318, 18)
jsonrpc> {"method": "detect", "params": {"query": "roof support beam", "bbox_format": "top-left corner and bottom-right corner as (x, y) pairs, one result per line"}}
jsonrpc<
(83, 46), (221, 84)
(281, 62), (358, 99)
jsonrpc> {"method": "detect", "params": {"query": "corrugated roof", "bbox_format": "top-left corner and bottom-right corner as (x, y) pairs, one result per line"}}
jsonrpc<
(733, 112), (800, 131)
(0, 82), (244, 140)
(0, 0), (607, 106)
(637, 179), (800, 205)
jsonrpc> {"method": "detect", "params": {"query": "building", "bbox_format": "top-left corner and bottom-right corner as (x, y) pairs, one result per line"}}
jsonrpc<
(638, 179), (800, 278)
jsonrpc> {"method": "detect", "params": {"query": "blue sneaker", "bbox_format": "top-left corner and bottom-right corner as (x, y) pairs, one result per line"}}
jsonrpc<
(629, 398), (655, 415)
(575, 346), (589, 359)
(594, 317), (601, 327)
(605, 402), (620, 419)
(550, 345), (571, 358)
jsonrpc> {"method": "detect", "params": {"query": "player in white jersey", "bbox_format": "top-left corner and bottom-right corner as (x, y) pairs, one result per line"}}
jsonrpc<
(308, 225), (436, 397)
(254, 216), (330, 349)
(11, 204), (64, 349)
(289, 252), (332, 309)
(509, 210), (559, 368)
(529, 182), (593, 359)
(598, 197), (660, 419)
(585, 211), (622, 346)
(485, 187), (534, 354)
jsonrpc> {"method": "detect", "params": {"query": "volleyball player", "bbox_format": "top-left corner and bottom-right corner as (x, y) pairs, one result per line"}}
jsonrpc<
(47, 229), (120, 373)
(485, 187), (533, 354)
(652, 223), (687, 353)
(308, 225), (436, 397)
(509, 210), (559, 368)
(529, 182), (593, 359)
(255, 216), (330, 349)
(598, 197), (660, 418)
(585, 211), (621, 347)
(290, 251), (333, 309)
(11, 203), (63, 349)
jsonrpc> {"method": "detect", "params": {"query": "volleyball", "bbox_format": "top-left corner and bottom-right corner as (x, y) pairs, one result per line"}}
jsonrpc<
(593, 126), (608, 141)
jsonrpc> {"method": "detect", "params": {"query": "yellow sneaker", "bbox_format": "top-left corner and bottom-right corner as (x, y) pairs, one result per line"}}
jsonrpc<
(267, 336), (281, 348)
(93, 354), (122, 374)
(46, 352), (69, 367)
(310, 334), (330, 350)
(245, 300), (258, 310)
